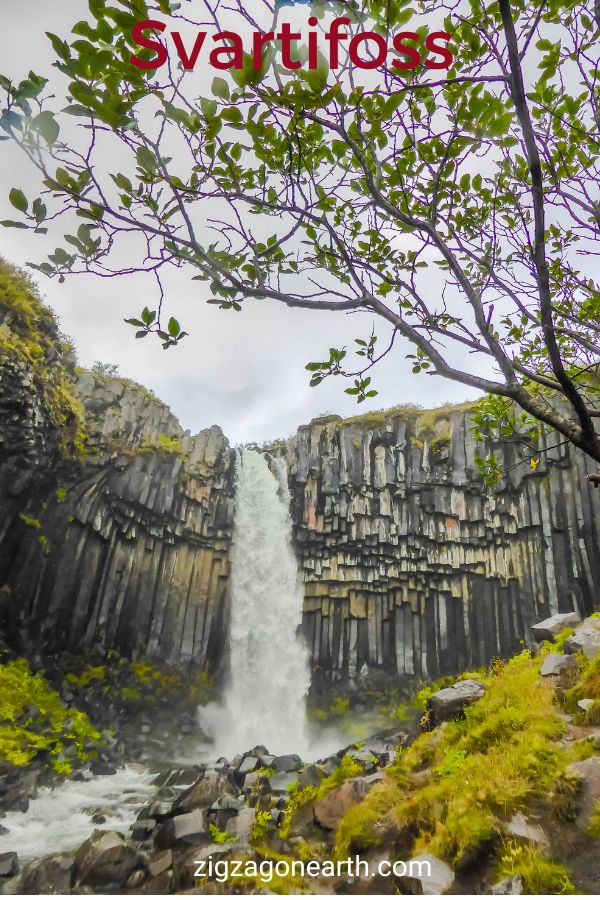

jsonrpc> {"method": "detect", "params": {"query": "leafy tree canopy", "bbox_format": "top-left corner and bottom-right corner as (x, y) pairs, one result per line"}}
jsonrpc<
(1, 0), (599, 474)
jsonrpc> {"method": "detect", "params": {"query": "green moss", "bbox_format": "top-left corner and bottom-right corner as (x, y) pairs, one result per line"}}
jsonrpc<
(588, 804), (600, 839)
(340, 403), (421, 430)
(0, 657), (101, 774)
(0, 258), (86, 459)
(55, 487), (68, 503)
(280, 755), (363, 839)
(252, 809), (273, 843)
(137, 433), (187, 458)
(18, 513), (42, 530)
(495, 840), (575, 894)
(335, 651), (569, 866)
(208, 823), (238, 844)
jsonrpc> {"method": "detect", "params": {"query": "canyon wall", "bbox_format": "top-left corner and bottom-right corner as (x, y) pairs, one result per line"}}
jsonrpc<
(283, 410), (600, 683)
(1, 263), (599, 684)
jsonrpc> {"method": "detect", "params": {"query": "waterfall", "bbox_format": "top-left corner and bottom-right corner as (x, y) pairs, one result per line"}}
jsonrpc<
(207, 449), (310, 757)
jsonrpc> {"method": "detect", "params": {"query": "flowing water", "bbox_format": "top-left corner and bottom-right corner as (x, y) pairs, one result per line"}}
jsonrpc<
(205, 450), (311, 757)
(0, 766), (157, 862)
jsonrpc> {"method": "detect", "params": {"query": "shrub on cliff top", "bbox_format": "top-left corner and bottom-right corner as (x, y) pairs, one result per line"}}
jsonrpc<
(0, 258), (85, 458)
(0, 657), (101, 774)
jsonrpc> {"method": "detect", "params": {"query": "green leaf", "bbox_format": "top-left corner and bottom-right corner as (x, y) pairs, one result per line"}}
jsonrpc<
(9, 188), (27, 213)
(1, 220), (28, 229)
(211, 77), (230, 100)
(32, 111), (60, 144)
(167, 317), (180, 337)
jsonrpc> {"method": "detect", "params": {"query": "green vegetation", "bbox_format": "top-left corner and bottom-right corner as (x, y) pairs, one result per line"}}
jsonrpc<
(333, 644), (599, 890)
(137, 433), (187, 458)
(252, 809), (273, 843)
(495, 841), (574, 894)
(85, 363), (162, 405)
(18, 513), (42, 530)
(66, 655), (180, 702)
(0, 657), (100, 774)
(208, 823), (238, 844)
(279, 755), (363, 839)
(0, 258), (86, 458)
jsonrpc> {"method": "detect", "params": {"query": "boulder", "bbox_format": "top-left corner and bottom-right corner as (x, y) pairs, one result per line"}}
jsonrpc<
(154, 810), (209, 849)
(19, 854), (75, 894)
(531, 612), (581, 643)
(578, 699), (595, 713)
(148, 849), (173, 878)
(427, 680), (486, 726)
(287, 801), (315, 837)
(0, 852), (18, 878)
(564, 618), (600, 660)
(271, 754), (303, 773)
(229, 807), (256, 845)
(126, 869), (147, 889)
(491, 874), (524, 895)
(567, 756), (600, 829)
(269, 771), (299, 794)
(396, 854), (454, 895)
(505, 813), (548, 850)
(540, 654), (577, 678)
(314, 777), (372, 830)
(173, 772), (228, 812)
(237, 756), (259, 776)
(297, 764), (323, 790)
(130, 818), (156, 840)
(75, 831), (138, 888)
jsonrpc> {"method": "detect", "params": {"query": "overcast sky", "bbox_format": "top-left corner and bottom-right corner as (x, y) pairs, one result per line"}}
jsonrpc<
(0, 1), (482, 445)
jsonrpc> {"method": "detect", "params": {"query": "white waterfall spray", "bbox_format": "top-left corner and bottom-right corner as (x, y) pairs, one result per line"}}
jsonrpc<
(207, 449), (310, 757)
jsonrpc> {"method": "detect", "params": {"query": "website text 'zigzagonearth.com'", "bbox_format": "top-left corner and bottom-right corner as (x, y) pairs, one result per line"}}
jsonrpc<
(193, 854), (433, 885)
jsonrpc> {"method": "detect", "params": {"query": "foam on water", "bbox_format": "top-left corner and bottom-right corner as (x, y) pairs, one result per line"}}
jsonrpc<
(0, 765), (157, 862)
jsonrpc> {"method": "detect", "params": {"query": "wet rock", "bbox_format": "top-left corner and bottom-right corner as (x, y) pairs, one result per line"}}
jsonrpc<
(148, 849), (173, 877)
(505, 813), (548, 850)
(174, 772), (229, 812)
(396, 854), (454, 895)
(531, 612), (581, 643)
(238, 756), (259, 776)
(297, 764), (322, 790)
(130, 818), (156, 840)
(154, 810), (209, 849)
(229, 807), (256, 845)
(427, 680), (486, 726)
(75, 830), (138, 888)
(567, 756), (600, 829)
(269, 772), (299, 794)
(19, 854), (75, 894)
(242, 771), (269, 794)
(564, 618), (600, 660)
(491, 874), (524, 895)
(321, 756), (341, 777)
(271, 754), (303, 773)
(0, 853), (18, 879)
(90, 759), (117, 777)
(287, 801), (315, 837)
(314, 777), (372, 830)
(540, 654), (578, 678)
(126, 868), (147, 889)
(139, 869), (173, 894)
(210, 794), (245, 813)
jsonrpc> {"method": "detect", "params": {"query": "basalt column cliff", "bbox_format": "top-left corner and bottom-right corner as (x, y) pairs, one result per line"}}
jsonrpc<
(1, 262), (599, 683)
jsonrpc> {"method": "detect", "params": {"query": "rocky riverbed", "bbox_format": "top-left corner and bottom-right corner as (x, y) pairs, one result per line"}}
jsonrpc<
(1, 614), (600, 895)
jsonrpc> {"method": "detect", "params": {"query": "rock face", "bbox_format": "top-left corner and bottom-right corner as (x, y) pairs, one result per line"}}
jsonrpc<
(282, 412), (600, 682)
(1, 270), (599, 682)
